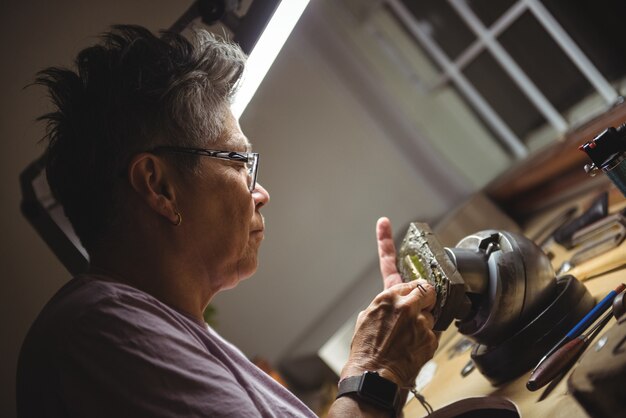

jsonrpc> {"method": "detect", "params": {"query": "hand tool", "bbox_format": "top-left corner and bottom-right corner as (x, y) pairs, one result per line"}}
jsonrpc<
(526, 284), (625, 391)
(526, 307), (614, 391)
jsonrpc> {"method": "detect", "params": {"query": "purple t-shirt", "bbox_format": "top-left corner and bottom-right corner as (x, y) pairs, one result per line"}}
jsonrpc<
(17, 275), (316, 417)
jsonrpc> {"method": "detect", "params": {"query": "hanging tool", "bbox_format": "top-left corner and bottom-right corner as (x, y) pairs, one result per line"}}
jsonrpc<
(557, 212), (626, 276)
(552, 192), (608, 249)
(559, 241), (626, 280)
(528, 206), (577, 249)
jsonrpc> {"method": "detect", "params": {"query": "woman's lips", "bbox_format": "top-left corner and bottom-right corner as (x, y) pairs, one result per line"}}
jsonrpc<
(251, 217), (265, 236)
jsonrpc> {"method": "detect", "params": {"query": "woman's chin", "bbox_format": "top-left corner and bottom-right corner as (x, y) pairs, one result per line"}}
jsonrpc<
(238, 265), (257, 282)
(235, 257), (258, 282)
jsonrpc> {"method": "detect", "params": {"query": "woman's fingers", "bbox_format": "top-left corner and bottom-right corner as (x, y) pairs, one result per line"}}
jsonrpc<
(386, 279), (437, 312)
(376, 217), (403, 289)
(405, 280), (437, 312)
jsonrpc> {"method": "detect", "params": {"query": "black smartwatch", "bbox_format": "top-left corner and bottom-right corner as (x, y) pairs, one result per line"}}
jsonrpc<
(336, 371), (400, 415)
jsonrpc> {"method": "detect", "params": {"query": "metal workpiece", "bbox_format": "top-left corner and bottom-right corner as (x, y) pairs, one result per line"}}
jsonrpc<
(397, 223), (468, 331)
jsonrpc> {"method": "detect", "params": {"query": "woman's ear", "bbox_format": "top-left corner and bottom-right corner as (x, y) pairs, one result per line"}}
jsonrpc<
(127, 153), (180, 225)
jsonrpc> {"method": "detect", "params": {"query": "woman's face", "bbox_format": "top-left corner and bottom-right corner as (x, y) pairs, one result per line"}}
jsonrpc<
(178, 110), (270, 293)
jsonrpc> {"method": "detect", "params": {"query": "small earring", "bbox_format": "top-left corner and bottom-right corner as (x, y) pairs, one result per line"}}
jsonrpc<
(173, 211), (182, 226)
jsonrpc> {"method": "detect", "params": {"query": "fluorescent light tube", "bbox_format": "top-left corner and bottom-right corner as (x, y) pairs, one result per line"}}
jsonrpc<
(231, 0), (311, 118)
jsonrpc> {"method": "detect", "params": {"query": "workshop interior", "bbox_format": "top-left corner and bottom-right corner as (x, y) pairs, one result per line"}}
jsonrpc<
(7, 0), (626, 416)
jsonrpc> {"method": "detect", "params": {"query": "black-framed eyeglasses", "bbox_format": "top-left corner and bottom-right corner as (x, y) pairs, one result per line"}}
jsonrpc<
(151, 146), (259, 192)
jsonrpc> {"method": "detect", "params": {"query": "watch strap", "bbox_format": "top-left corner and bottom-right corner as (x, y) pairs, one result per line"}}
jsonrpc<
(337, 375), (361, 395)
(337, 372), (399, 416)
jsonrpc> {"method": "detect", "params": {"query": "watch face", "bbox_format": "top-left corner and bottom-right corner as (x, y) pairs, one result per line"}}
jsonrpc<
(359, 372), (397, 406)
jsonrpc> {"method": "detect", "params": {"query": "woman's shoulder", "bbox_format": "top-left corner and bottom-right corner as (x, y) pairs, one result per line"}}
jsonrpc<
(27, 274), (199, 345)
(46, 274), (158, 319)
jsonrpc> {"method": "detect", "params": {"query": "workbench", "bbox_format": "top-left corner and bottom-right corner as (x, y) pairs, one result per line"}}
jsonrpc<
(403, 186), (626, 417)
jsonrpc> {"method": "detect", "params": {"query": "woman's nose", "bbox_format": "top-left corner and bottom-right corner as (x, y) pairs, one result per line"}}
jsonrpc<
(252, 182), (270, 209)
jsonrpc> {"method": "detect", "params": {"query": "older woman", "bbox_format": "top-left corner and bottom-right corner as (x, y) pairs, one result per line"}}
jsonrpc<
(17, 25), (437, 417)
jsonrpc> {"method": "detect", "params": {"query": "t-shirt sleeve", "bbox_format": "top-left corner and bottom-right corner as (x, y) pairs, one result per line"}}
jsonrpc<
(58, 294), (260, 418)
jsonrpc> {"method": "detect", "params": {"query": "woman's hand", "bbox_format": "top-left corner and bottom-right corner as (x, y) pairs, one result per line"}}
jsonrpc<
(340, 217), (438, 388)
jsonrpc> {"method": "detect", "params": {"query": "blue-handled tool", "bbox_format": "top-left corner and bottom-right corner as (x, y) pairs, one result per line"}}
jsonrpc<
(532, 283), (625, 373)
